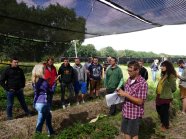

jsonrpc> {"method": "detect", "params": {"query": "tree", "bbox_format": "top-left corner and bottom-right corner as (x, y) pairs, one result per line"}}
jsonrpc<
(99, 46), (117, 57)
(117, 50), (125, 57)
(0, 0), (86, 61)
(78, 44), (98, 57)
(64, 43), (98, 57)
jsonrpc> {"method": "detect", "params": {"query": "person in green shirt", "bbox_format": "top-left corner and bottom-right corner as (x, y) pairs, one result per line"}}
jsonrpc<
(105, 57), (124, 115)
(156, 60), (176, 131)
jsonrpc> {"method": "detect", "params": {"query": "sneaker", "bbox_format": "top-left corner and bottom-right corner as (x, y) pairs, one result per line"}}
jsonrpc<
(82, 100), (85, 104)
(182, 111), (186, 115)
(48, 131), (55, 137)
(62, 105), (66, 110)
(67, 103), (71, 107)
(76, 102), (80, 105)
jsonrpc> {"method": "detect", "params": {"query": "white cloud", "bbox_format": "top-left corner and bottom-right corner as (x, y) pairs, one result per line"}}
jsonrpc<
(43, 0), (76, 8)
(17, 0), (37, 7)
(17, 0), (76, 8)
(83, 24), (186, 56)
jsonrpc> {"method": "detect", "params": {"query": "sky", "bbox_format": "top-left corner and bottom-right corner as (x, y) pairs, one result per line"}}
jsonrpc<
(83, 24), (186, 56)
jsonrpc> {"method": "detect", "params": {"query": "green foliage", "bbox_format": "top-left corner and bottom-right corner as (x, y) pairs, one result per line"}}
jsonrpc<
(125, 50), (159, 58)
(147, 82), (157, 101)
(0, 65), (7, 105)
(117, 50), (125, 57)
(64, 43), (98, 57)
(91, 122), (118, 139)
(57, 119), (119, 139)
(0, 87), (6, 110)
(172, 90), (181, 110)
(100, 46), (117, 57)
(0, 64), (7, 73)
(0, 0), (86, 61)
(0, 87), (6, 100)
(78, 44), (98, 57)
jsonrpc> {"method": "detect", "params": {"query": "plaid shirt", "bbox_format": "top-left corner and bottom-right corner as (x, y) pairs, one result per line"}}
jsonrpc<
(122, 75), (148, 119)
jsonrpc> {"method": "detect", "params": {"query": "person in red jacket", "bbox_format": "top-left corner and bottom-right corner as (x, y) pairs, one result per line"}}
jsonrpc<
(44, 57), (57, 110)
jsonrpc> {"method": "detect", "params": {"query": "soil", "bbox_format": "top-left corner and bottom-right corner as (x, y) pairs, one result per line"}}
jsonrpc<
(0, 98), (108, 139)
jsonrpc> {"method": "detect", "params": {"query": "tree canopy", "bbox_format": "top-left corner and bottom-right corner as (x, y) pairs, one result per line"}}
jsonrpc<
(0, 0), (86, 61)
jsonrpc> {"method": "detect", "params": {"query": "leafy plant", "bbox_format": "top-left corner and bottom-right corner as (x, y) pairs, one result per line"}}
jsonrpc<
(0, 87), (6, 100)
(57, 119), (119, 139)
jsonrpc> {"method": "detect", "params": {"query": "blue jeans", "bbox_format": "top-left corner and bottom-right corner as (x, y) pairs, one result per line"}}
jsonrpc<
(6, 89), (29, 119)
(35, 103), (54, 135)
(152, 70), (157, 82)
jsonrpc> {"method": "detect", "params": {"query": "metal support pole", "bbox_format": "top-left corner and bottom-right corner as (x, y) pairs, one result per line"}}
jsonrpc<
(74, 40), (77, 58)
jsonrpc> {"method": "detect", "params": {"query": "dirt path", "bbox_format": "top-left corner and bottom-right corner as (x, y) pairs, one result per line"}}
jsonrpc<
(143, 101), (186, 139)
(0, 99), (108, 139)
(163, 112), (186, 139)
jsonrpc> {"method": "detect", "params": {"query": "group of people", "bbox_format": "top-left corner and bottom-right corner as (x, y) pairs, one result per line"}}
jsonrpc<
(57, 56), (104, 108)
(1, 56), (186, 139)
(116, 59), (183, 139)
(0, 56), (104, 136)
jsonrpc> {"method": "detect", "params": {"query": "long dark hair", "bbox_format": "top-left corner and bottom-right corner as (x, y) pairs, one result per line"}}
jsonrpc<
(160, 61), (176, 77)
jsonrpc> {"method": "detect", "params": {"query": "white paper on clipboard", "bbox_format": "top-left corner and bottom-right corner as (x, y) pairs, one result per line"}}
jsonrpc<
(105, 91), (124, 107)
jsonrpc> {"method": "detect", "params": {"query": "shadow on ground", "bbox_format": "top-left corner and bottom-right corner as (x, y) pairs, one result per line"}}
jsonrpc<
(139, 117), (156, 139)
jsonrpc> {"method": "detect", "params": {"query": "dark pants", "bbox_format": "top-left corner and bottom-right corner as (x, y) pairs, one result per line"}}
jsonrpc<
(6, 89), (29, 119)
(86, 77), (90, 90)
(48, 93), (53, 110)
(60, 82), (74, 105)
(106, 88), (116, 115)
(156, 104), (170, 128)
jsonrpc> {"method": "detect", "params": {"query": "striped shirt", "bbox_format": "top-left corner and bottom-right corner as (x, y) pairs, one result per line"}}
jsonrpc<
(122, 76), (148, 119)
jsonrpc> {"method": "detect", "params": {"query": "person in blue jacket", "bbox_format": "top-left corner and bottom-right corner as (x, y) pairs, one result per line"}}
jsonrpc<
(32, 64), (54, 136)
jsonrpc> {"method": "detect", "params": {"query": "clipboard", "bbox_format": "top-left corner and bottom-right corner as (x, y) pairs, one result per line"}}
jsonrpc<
(105, 91), (124, 107)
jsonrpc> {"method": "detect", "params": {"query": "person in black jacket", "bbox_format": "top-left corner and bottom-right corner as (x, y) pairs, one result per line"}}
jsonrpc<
(138, 59), (148, 81)
(58, 58), (75, 109)
(0, 57), (30, 120)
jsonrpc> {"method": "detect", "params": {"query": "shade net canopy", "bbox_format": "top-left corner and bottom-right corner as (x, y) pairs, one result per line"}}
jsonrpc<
(1, 0), (186, 42)
(59, 0), (186, 38)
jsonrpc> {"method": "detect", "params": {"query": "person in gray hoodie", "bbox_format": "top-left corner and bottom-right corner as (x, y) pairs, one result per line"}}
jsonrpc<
(177, 59), (186, 114)
(73, 58), (87, 105)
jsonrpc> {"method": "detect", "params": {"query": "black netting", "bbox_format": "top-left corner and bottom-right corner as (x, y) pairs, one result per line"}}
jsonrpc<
(1, 0), (186, 40)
